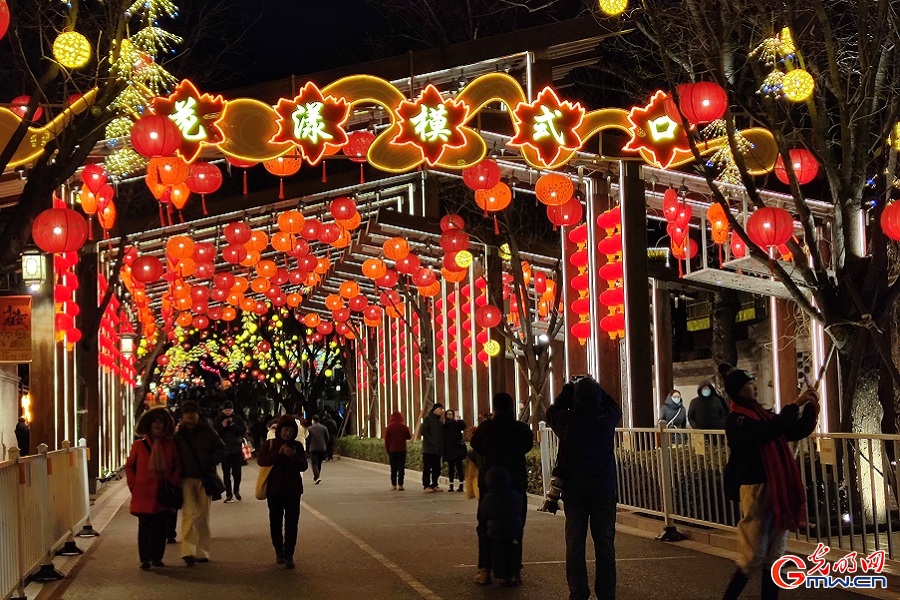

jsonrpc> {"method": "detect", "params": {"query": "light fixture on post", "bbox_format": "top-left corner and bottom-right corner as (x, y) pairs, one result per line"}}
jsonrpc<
(120, 332), (138, 357)
(534, 332), (551, 355)
(21, 247), (47, 291)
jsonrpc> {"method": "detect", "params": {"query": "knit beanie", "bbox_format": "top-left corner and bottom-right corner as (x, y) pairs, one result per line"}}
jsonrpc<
(718, 363), (754, 399)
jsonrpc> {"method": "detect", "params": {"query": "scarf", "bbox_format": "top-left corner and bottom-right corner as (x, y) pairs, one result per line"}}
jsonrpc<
(730, 399), (806, 531)
(146, 436), (168, 477)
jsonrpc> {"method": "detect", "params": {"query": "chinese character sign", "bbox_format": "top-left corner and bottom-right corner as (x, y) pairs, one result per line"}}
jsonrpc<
(153, 80), (226, 163)
(510, 87), (585, 169)
(272, 82), (349, 165)
(393, 85), (468, 165)
(0, 296), (32, 363)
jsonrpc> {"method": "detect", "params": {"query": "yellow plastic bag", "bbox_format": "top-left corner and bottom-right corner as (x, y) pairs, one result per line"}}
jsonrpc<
(255, 465), (272, 500)
(465, 461), (479, 500)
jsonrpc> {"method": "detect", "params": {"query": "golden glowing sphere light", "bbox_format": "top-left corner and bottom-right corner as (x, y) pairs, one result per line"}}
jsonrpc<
(53, 31), (92, 69)
(597, 0), (627, 16)
(484, 340), (501, 357)
(782, 69), (814, 102)
(455, 250), (473, 268)
(498, 243), (511, 261)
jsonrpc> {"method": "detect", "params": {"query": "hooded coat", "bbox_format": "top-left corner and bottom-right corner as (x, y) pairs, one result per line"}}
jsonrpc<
(384, 411), (412, 453)
(174, 416), (226, 479)
(420, 407), (445, 456)
(126, 407), (181, 516)
(257, 415), (309, 497)
(660, 393), (687, 428)
(470, 394), (534, 494)
(687, 381), (729, 429)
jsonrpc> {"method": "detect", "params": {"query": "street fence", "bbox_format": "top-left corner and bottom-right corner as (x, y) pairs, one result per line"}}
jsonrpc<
(0, 441), (94, 600)
(538, 422), (900, 566)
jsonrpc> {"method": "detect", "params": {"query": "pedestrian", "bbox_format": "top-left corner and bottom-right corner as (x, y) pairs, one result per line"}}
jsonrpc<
(14, 416), (30, 456)
(546, 376), (622, 600)
(470, 393), (533, 586)
(442, 409), (467, 493)
(306, 415), (330, 484)
(481, 465), (526, 584)
(660, 390), (687, 443)
(125, 406), (181, 570)
(214, 400), (247, 502)
(688, 380), (729, 429)
(322, 412), (338, 461)
(383, 410), (412, 491)
(420, 403), (445, 492)
(173, 400), (226, 566)
(257, 415), (308, 569)
(719, 363), (819, 600)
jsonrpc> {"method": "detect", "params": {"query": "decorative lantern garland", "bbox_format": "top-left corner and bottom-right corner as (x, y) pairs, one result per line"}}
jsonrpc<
(567, 223), (591, 344)
(597, 208), (625, 340)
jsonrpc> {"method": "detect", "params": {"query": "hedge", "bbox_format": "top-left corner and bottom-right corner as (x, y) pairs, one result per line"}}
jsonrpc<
(335, 437), (546, 496)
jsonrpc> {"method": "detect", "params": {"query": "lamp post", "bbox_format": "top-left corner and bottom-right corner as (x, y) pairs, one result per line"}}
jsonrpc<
(21, 247), (47, 292)
(120, 332), (138, 357)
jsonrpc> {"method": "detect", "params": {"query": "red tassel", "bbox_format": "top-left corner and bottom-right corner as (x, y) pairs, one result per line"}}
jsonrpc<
(321, 161), (327, 183)
(493, 216), (499, 235)
(166, 204), (174, 226)
(718, 244), (723, 268)
(242, 170), (248, 198)
(159, 204), (166, 228)
(87, 216), (94, 241)
(359, 164), (365, 184)
(201, 195), (208, 216)
(179, 211), (185, 224)
(678, 260), (684, 278)
(279, 179), (285, 199)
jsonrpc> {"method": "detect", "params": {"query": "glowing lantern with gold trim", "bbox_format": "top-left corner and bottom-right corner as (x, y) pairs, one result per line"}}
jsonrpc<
(535, 173), (574, 206)
(264, 155), (302, 199)
(383, 237), (410, 261)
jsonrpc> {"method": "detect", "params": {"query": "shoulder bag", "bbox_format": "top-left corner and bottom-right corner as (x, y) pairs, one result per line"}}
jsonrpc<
(143, 439), (183, 509)
(184, 433), (226, 501)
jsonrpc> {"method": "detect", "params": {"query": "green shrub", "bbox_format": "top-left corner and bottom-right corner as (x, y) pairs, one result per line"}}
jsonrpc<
(336, 437), (545, 495)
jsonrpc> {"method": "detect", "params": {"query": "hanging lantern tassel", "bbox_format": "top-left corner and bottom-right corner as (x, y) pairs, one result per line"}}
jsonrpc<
(158, 204), (166, 228)
(242, 170), (248, 198)
(718, 244), (723, 268)
(359, 164), (365, 185)
(493, 215), (500, 235)
(178, 210), (185, 224)
(279, 178), (285, 200)
(166, 203), (174, 227)
(87, 216), (94, 241)
(201, 194), (208, 216)
(321, 161), (327, 183)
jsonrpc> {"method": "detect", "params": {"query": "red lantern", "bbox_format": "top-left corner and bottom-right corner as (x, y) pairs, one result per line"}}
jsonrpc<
(596, 207), (622, 232)
(412, 267), (436, 287)
(300, 219), (322, 240)
(440, 214), (466, 231)
(662, 188), (680, 222)
(349, 295), (369, 312)
(881, 202), (900, 241)
(224, 222), (252, 245)
(130, 114), (182, 158)
(343, 130), (375, 163)
(375, 269), (399, 288)
(546, 197), (584, 228)
(10, 95), (43, 121)
(131, 256), (163, 283)
(330, 197), (357, 220)
(395, 253), (421, 275)
(774, 149), (819, 185)
(570, 321), (592, 342)
(535, 173), (574, 206)
(745, 207), (793, 249)
(222, 244), (248, 264)
(673, 82), (728, 125)
(81, 164), (107, 195)
(186, 162), (223, 215)
(213, 271), (235, 290)
(32, 207), (89, 253)
(462, 159), (501, 190)
(439, 230), (469, 253)
(475, 304), (502, 328)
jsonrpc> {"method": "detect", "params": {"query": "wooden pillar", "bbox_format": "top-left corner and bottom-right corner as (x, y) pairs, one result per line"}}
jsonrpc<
(652, 279), (674, 417)
(621, 162), (654, 427)
(77, 253), (101, 481)
(29, 268), (56, 452)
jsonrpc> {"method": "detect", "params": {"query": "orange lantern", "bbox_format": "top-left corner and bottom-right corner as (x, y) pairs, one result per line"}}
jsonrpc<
(418, 281), (441, 297)
(315, 257), (331, 275)
(383, 237), (410, 261)
(166, 235), (194, 260)
(287, 293), (303, 308)
(250, 277), (271, 293)
(240, 297), (256, 312)
(256, 259), (278, 279)
(336, 212), (362, 231)
(271, 232), (297, 253)
(264, 155), (302, 199)
(441, 267), (467, 283)
(241, 250), (261, 267)
(232, 276), (249, 293)
(303, 313), (321, 328)
(97, 201), (116, 234)
(325, 294), (344, 310)
(277, 210), (305, 234)
(149, 156), (190, 186)
(340, 280), (360, 299)
(169, 183), (190, 211)
(362, 258), (387, 279)
(248, 230), (269, 252)
(535, 173), (574, 206)
(474, 182), (512, 213)
(176, 312), (193, 328)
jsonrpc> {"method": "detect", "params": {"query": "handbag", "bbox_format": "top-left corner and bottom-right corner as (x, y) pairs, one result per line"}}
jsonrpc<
(184, 433), (227, 501)
(255, 465), (273, 500)
(241, 438), (254, 461)
(142, 440), (183, 509)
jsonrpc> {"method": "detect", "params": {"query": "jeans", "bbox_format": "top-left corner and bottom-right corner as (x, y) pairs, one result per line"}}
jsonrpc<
(563, 479), (617, 600)
(388, 451), (406, 486)
(137, 512), (168, 563)
(422, 453), (441, 489)
(446, 458), (464, 484)
(267, 494), (301, 559)
(221, 452), (243, 497)
(310, 450), (327, 480)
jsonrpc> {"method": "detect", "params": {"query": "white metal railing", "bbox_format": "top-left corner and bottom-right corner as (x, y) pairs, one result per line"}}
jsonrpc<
(538, 422), (900, 565)
(0, 441), (92, 600)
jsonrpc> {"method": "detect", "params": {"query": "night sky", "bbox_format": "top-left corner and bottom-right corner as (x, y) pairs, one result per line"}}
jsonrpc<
(208, 0), (393, 90)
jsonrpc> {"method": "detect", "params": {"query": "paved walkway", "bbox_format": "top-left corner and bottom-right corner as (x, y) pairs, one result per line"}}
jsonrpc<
(41, 459), (873, 599)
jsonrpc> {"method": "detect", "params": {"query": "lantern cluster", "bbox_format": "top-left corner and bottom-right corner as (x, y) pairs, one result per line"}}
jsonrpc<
(662, 188), (697, 276)
(78, 165), (115, 239)
(440, 214), (471, 284)
(567, 224), (591, 344)
(706, 203), (730, 266)
(464, 159), (510, 234)
(597, 208), (625, 340)
(435, 296), (447, 373)
(97, 276), (137, 385)
(53, 251), (81, 348)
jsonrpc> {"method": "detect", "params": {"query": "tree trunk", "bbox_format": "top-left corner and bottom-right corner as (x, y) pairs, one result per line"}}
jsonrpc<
(850, 359), (888, 525)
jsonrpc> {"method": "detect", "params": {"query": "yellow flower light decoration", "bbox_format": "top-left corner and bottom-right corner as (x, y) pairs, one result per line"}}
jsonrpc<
(498, 243), (512, 261)
(455, 250), (473, 268)
(53, 31), (92, 69)
(597, 0), (628, 16)
(782, 69), (814, 102)
(484, 340), (501, 357)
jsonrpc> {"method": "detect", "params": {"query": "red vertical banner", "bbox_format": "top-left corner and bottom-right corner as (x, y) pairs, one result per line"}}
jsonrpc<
(0, 296), (33, 363)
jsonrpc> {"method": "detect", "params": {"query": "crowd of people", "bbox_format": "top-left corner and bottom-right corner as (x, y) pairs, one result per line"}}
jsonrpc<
(126, 367), (819, 600)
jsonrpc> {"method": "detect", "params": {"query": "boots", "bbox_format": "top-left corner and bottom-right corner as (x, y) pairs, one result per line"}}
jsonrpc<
(722, 568), (749, 600)
(761, 568), (779, 600)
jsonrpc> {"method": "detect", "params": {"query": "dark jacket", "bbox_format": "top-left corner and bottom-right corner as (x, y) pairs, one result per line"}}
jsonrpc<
(482, 465), (525, 541)
(442, 418), (467, 461)
(257, 415), (308, 497)
(421, 411), (444, 456)
(546, 378), (621, 498)
(660, 394), (687, 428)
(384, 411), (412, 453)
(470, 401), (533, 494)
(687, 381), (728, 429)
(15, 420), (30, 455)
(306, 422), (330, 453)
(724, 397), (817, 490)
(174, 420), (226, 479)
(214, 411), (247, 454)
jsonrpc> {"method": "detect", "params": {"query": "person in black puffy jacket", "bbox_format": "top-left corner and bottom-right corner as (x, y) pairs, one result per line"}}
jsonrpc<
(442, 409), (467, 492)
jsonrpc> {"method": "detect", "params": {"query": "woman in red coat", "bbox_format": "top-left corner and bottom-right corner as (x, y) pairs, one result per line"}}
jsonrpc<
(126, 406), (181, 570)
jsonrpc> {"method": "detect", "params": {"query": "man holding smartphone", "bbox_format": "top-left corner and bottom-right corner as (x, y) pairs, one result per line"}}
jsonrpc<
(215, 401), (247, 502)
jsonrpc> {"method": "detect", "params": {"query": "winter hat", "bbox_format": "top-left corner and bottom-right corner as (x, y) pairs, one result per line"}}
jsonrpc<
(223, 401), (233, 410)
(136, 406), (175, 437)
(181, 400), (201, 414)
(718, 363), (754, 399)
(431, 403), (444, 413)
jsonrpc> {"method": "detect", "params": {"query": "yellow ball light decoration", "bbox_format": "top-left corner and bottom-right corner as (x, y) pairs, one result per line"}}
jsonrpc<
(782, 69), (814, 102)
(53, 31), (92, 69)
(498, 243), (512, 261)
(455, 250), (473, 268)
(325, 369), (334, 378)
(484, 340), (501, 357)
(597, 0), (627, 17)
